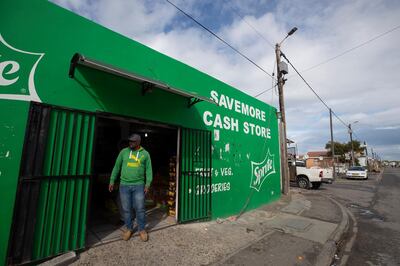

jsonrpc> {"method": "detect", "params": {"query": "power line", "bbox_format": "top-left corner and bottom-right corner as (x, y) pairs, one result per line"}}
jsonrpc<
(259, 24), (400, 97)
(165, 0), (274, 79)
(224, 1), (275, 49)
(281, 52), (349, 130)
(282, 52), (371, 153)
(255, 62), (277, 102)
(165, 0), (369, 147)
(224, 1), (280, 98)
(301, 24), (400, 73)
(271, 25), (400, 145)
(254, 60), (278, 98)
(253, 83), (276, 98)
(282, 53), (371, 148)
(281, 53), (330, 108)
(353, 131), (361, 140)
(331, 110), (349, 129)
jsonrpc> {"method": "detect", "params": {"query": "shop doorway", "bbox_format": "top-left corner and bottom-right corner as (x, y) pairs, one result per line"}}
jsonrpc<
(8, 103), (212, 265)
(87, 115), (179, 246)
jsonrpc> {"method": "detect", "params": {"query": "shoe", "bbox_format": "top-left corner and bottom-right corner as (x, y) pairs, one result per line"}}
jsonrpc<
(139, 230), (148, 242)
(122, 230), (133, 241)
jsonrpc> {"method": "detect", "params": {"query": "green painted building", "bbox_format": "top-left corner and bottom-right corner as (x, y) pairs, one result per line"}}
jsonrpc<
(0, 0), (281, 264)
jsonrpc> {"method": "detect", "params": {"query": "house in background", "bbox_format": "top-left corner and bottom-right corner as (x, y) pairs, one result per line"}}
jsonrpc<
(305, 151), (334, 168)
(358, 156), (367, 167)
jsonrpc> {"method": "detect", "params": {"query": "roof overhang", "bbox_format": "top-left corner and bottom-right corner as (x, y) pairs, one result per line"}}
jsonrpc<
(68, 53), (216, 107)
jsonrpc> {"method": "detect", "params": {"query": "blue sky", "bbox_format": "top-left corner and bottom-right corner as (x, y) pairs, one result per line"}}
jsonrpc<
(51, 0), (400, 160)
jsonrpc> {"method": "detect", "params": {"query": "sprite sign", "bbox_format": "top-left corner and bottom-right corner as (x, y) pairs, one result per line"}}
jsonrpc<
(250, 149), (276, 191)
(0, 34), (44, 102)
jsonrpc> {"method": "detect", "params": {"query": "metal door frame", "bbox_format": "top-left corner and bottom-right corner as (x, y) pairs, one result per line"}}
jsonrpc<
(174, 128), (181, 220)
(7, 102), (97, 265)
(178, 127), (212, 223)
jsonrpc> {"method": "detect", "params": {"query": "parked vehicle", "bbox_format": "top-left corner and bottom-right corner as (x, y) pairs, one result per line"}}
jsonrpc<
(346, 166), (368, 179)
(293, 161), (324, 189)
(311, 167), (333, 184)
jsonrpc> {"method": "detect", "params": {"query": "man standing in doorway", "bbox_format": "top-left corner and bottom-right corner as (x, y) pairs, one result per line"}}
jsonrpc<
(109, 134), (153, 241)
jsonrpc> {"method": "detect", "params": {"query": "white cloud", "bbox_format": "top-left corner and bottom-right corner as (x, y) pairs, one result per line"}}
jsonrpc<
(376, 125), (400, 130)
(51, 0), (400, 160)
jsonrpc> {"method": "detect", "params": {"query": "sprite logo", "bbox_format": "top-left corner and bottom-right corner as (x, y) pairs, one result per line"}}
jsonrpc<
(0, 34), (44, 102)
(250, 149), (276, 191)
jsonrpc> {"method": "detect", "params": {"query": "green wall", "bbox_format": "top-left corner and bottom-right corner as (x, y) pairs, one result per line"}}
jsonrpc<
(0, 101), (29, 265)
(0, 0), (281, 264)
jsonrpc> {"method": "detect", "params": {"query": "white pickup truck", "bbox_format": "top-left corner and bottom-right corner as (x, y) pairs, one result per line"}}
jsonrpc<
(311, 167), (334, 184)
(293, 161), (324, 189)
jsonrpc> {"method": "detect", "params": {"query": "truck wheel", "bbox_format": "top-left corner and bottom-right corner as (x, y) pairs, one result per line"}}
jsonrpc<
(297, 176), (310, 189)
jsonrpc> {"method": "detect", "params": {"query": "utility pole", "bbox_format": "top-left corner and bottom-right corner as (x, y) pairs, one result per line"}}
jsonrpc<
(275, 27), (297, 196)
(364, 141), (369, 170)
(276, 43), (289, 195)
(364, 142), (368, 157)
(348, 124), (355, 166)
(329, 109), (335, 178)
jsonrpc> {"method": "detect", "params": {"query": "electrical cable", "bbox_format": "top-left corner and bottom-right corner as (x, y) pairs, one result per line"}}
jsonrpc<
(224, 0), (275, 49)
(281, 52), (331, 110)
(166, 0), (278, 99)
(165, 0), (274, 79)
(300, 24), (400, 73)
(253, 53), (278, 99)
(166, 0), (287, 219)
(166, 0), (374, 206)
(282, 52), (373, 153)
(253, 83), (277, 98)
(225, 0), (281, 98)
(223, 0), (283, 98)
(281, 52), (363, 140)
(352, 131), (361, 141)
(331, 111), (350, 129)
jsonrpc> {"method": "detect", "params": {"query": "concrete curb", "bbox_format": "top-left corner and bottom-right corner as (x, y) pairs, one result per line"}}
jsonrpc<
(38, 251), (77, 266)
(339, 207), (358, 266)
(315, 196), (350, 266)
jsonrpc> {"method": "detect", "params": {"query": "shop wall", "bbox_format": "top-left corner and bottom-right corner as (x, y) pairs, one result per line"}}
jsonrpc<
(198, 101), (281, 219)
(0, 101), (29, 266)
(1, 0), (280, 235)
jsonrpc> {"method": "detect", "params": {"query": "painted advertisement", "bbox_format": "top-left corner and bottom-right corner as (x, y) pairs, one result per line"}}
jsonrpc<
(0, 0), (281, 264)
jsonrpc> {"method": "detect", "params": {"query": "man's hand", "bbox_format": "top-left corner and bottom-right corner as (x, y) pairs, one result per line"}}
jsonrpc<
(144, 186), (149, 194)
(109, 184), (114, 192)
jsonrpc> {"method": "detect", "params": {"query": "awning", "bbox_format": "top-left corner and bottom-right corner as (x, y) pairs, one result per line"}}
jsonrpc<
(68, 53), (216, 107)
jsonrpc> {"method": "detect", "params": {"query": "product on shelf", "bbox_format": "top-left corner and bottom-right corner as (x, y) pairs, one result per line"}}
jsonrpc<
(167, 156), (177, 216)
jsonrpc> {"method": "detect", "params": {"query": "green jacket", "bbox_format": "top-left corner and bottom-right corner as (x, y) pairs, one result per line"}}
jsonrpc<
(110, 147), (153, 187)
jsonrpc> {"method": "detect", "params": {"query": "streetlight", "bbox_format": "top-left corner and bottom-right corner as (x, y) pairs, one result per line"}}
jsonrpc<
(276, 27), (297, 195)
(279, 27), (298, 45)
(348, 120), (358, 166)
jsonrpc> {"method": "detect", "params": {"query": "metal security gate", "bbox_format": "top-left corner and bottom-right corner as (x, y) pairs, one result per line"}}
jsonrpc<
(178, 128), (212, 223)
(8, 103), (95, 265)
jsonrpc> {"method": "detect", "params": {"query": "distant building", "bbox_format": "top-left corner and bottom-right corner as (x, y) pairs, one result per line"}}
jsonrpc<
(305, 151), (333, 168)
(358, 156), (367, 167)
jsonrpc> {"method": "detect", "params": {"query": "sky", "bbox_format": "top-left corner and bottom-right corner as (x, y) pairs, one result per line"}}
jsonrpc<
(51, 0), (400, 160)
